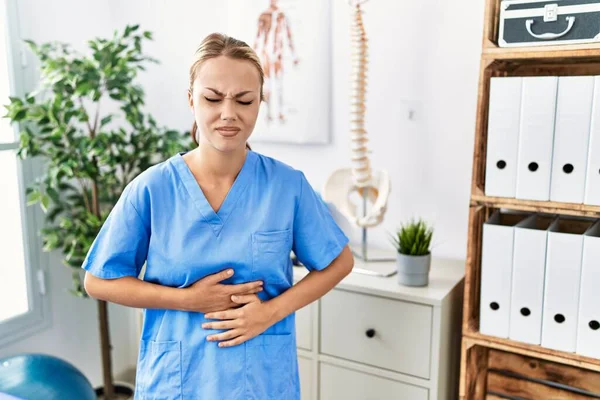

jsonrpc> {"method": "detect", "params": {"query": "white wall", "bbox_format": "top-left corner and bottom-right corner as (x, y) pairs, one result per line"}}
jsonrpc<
(110, 0), (485, 259)
(105, 0), (229, 131)
(1, 0), (485, 387)
(282, 0), (483, 258)
(265, 0), (485, 257)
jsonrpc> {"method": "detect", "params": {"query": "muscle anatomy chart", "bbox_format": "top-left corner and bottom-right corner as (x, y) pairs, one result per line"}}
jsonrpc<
(227, 0), (331, 144)
(254, 0), (300, 124)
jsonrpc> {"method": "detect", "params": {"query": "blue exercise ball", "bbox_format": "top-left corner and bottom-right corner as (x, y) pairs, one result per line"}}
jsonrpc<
(0, 354), (96, 400)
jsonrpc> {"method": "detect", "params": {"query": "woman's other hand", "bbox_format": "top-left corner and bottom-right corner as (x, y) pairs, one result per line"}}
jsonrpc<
(183, 269), (263, 313)
(202, 295), (277, 347)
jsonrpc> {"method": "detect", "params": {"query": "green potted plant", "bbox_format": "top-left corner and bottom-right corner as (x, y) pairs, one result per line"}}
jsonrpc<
(391, 218), (434, 286)
(3, 25), (190, 399)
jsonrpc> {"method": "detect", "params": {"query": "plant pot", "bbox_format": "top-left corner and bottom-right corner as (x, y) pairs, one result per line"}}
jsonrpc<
(396, 252), (431, 287)
(94, 381), (135, 400)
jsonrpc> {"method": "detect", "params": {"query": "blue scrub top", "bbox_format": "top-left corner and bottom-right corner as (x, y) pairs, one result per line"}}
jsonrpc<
(82, 150), (349, 400)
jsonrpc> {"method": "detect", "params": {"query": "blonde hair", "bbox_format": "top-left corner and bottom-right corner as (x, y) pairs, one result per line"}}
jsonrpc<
(189, 33), (264, 147)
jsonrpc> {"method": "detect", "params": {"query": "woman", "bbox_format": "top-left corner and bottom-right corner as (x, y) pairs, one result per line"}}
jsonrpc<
(83, 33), (354, 399)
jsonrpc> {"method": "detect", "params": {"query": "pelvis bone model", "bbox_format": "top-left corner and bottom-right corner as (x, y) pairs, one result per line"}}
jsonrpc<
(322, 0), (391, 229)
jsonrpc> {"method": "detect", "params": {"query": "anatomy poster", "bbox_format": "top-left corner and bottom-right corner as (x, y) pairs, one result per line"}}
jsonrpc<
(227, 0), (331, 144)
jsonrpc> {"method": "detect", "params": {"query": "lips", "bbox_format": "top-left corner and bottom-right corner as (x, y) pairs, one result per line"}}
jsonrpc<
(216, 127), (241, 137)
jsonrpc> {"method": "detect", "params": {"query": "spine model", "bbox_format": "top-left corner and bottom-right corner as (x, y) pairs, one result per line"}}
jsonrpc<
(322, 0), (390, 232)
(350, 1), (371, 189)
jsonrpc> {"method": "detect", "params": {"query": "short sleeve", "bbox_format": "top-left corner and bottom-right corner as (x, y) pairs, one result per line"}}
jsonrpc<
(292, 172), (349, 271)
(81, 184), (150, 279)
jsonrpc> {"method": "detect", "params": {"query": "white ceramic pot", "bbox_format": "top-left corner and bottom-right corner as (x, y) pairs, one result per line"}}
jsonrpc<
(396, 252), (431, 287)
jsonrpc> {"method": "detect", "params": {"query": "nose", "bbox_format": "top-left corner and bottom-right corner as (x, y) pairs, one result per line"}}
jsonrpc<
(220, 98), (237, 121)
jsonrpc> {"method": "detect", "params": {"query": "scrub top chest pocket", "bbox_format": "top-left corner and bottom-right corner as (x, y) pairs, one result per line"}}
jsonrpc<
(252, 229), (293, 285)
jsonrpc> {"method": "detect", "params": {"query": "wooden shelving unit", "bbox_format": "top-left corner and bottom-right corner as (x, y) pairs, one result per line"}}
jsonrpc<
(459, 1), (600, 398)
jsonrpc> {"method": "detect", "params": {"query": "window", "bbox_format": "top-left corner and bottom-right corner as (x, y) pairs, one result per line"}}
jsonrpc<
(0, 0), (48, 346)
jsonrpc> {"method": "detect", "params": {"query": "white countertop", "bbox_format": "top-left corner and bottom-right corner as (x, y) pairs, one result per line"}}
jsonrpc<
(293, 256), (465, 306)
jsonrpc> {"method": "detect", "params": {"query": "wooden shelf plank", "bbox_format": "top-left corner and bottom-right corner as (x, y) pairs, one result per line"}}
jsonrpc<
(470, 190), (600, 218)
(463, 333), (600, 373)
(487, 370), (595, 400)
(488, 350), (600, 395)
(483, 43), (600, 61)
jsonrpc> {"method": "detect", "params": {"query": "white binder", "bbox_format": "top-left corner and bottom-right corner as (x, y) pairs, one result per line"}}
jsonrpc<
(576, 220), (600, 359)
(515, 77), (558, 201)
(485, 77), (522, 198)
(584, 77), (600, 206)
(509, 214), (556, 345)
(480, 210), (529, 338)
(550, 76), (595, 204)
(541, 217), (594, 352)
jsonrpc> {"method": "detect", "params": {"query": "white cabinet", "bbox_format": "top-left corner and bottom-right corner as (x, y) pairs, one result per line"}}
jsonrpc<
(320, 363), (429, 400)
(298, 355), (313, 400)
(294, 257), (464, 400)
(321, 290), (432, 379)
(296, 300), (313, 351)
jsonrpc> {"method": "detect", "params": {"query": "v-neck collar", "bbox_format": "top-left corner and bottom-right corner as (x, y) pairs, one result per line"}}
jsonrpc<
(172, 149), (257, 237)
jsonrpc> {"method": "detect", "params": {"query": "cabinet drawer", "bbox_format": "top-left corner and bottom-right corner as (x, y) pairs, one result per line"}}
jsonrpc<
(320, 289), (433, 379)
(298, 355), (312, 400)
(319, 362), (428, 400)
(296, 303), (312, 351)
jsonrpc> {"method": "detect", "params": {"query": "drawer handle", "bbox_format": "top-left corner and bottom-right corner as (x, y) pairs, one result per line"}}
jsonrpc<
(365, 328), (376, 338)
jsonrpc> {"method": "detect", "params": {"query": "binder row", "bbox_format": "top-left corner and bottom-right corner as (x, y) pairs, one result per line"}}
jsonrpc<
(479, 210), (600, 358)
(485, 75), (600, 205)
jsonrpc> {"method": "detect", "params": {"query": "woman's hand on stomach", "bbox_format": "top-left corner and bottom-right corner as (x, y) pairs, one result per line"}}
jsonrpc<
(182, 268), (263, 313)
(201, 294), (278, 347)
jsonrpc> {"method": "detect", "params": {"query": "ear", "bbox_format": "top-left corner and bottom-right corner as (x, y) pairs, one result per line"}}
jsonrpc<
(187, 89), (194, 112)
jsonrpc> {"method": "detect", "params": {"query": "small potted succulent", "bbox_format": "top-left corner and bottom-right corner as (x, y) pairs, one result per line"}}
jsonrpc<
(391, 218), (434, 286)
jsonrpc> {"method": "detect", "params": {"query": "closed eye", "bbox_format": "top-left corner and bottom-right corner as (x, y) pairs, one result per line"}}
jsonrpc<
(204, 97), (254, 106)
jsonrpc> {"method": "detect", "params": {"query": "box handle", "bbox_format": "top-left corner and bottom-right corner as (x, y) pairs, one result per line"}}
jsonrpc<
(526, 16), (575, 40)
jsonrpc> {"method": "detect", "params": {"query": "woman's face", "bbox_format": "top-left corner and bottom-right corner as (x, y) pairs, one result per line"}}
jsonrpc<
(188, 56), (261, 153)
